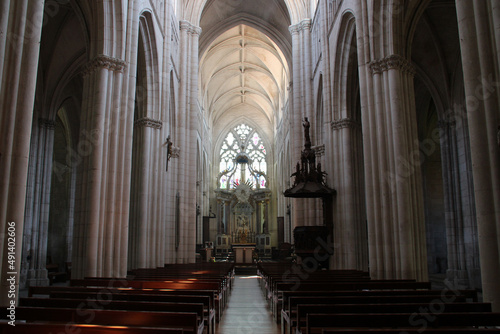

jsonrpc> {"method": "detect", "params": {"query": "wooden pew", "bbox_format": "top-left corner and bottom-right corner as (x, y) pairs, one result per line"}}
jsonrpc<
(19, 298), (208, 333)
(295, 303), (492, 334)
(271, 280), (432, 319)
(321, 330), (500, 333)
(303, 312), (500, 334)
(47, 291), (215, 333)
(281, 294), (470, 334)
(279, 288), (477, 317)
(29, 285), (217, 329)
(11, 306), (204, 334)
(69, 279), (224, 321)
(0, 321), (184, 334)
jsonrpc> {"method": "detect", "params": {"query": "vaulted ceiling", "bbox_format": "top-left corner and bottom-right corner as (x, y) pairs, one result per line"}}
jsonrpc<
(200, 25), (289, 130)
(198, 0), (291, 141)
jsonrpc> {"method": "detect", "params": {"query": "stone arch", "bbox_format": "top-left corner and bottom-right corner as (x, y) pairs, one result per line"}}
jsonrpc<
(136, 11), (161, 120)
(21, 0), (88, 287)
(128, 10), (165, 270)
(409, 0), (480, 289)
(329, 10), (368, 271)
(182, 0), (307, 26)
(332, 11), (356, 120)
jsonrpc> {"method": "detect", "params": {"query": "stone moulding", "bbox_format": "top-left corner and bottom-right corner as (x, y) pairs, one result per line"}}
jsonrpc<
(134, 117), (163, 129)
(369, 54), (415, 76)
(83, 54), (127, 75)
(331, 118), (360, 130)
(38, 118), (56, 130)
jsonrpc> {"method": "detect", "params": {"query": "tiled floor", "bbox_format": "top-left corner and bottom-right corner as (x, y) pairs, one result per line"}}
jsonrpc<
(216, 275), (280, 334)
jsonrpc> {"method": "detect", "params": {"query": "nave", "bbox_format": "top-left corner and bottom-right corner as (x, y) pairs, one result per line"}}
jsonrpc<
(2, 262), (500, 333)
(216, 274), (279, 334)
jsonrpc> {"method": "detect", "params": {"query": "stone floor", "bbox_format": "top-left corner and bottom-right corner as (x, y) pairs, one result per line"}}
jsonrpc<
(216, 275), (280, 334)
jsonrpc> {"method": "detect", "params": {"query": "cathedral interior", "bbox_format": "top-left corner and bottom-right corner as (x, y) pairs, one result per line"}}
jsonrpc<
(1, 0), (500, 330)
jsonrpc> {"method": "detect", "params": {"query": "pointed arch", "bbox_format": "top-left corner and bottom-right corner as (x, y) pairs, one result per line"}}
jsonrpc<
(128, 10), (164, 270)
(329, 10), (368, 271)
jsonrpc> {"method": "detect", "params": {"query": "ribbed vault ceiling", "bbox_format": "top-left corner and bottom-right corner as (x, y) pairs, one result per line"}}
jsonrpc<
(200, 24), (289, 130)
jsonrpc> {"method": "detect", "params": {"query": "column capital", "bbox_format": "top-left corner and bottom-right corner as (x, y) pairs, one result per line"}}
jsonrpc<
(134, 117), (162, 129)
(437, 119), (456, 129)
(83, 54), (127, 76)
(38, 118), (56, 130)
(368, 54), (415, 76)
(179, 20), (202, 36)
(331, 118), (360, 130)
(289, 18), (312, 35)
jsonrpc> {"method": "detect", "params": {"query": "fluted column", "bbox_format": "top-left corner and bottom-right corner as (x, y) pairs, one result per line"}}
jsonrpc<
(456, 0), (500, 311)
(129, 117), (162, 269)
(0, 0), (44, 306)
(177, 20), (201, 263)
(358, 54), (427, 281)
(72, 54), (132, 278)
(22, 119), (56, 288)
(331, 118), (367, 270)
(289, 19), (316, 228)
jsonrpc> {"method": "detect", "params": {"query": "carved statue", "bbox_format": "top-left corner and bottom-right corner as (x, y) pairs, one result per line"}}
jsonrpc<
(303, 117), (311, 148)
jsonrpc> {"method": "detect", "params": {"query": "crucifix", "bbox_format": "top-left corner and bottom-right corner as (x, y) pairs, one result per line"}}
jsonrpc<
(166, 135), (173, 171)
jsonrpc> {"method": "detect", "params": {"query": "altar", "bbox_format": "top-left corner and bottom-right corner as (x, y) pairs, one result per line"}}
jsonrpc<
(232, 244), (255, 264)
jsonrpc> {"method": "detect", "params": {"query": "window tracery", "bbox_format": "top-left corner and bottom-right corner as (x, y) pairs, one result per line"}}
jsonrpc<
(218, 124), (268, 189)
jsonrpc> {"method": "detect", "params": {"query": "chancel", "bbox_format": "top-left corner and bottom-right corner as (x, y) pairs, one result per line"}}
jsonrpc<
(1, 0), (500, 333)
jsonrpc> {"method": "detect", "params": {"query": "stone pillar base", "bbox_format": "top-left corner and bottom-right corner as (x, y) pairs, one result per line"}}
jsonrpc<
(446, 269), (471, 290)
(26, 269), (50, 287)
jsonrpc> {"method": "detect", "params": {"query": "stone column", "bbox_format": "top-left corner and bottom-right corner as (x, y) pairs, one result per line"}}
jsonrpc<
(289, 20), (315, 228)
(438, 117), (481, 289)
(256, 202), (261, 235)
(129, 117), (162, 269)
(264, 200), (270, 234)
(357, 54), (427, 281)
(0, 0), (44, 306)
(456, 0), (500, 311)
(72, 54), (131, 278)
(331, 118), (367, 270)
(177, 20), (201, 263)
(217, 200), (223, 234)
(22, 118), (56, 288)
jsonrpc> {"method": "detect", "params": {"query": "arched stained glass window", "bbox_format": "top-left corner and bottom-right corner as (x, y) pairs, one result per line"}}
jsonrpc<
(219, 124), (267, 189)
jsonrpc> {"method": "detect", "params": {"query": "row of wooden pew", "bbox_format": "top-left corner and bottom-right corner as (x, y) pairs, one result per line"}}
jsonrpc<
(1, 263), (235, 334)
(257, 263), (500, 334)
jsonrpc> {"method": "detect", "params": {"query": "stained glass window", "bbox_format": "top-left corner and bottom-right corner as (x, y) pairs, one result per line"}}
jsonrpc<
(219, 124), (267, 189)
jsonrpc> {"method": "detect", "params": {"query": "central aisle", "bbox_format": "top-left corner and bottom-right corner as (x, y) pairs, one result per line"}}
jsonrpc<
(216, 275), (280, 334)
